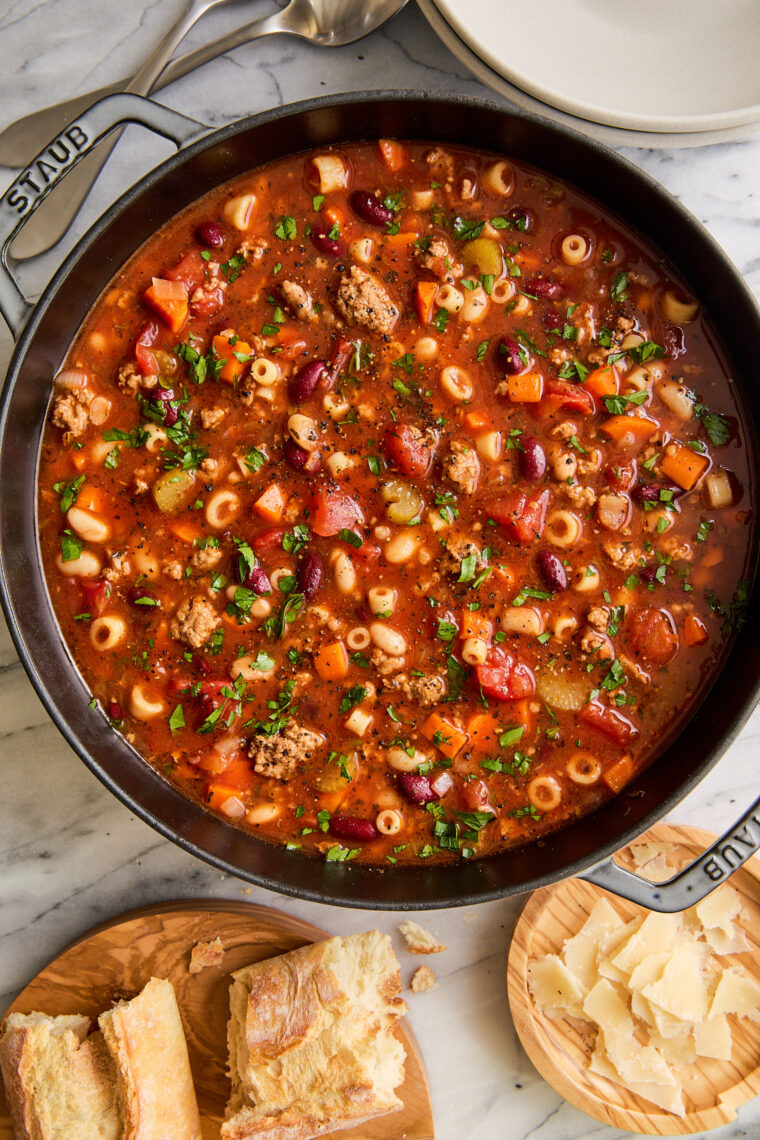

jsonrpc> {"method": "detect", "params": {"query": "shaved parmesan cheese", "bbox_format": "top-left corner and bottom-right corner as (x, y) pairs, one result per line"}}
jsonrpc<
(641, 941), (711, 1022)
(605, 1032), (676, 1089)
(527, 955), (584, 1018)
(694, 1015), (732, 1061)
(612, 912), (681, 975)
(709, 969), (760, 1020)
(696, 886), (742, 936)
(583, 979), (633, 1036)
(630, 841), (677, 866)
(628, 952), (671, 992)
(589, 1041), (685, 1116)
(705, 925), (750, 956)
(648, 1030), (697, 1066)
(562, 898), (624, 992)
(597, 919), (641, 984)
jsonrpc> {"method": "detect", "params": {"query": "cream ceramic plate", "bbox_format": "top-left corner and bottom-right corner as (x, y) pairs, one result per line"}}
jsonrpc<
(417, 0), (760, 149)
(431, 0), (760, 134)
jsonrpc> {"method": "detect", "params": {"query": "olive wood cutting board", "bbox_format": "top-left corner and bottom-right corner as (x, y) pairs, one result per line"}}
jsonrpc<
(0, 900), (434, 1140)
(508, 822), (760, 1134)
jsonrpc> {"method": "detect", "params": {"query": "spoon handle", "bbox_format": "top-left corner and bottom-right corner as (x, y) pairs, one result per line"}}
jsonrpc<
(9, 0), (217, 261)
(0, 9), (291, 171)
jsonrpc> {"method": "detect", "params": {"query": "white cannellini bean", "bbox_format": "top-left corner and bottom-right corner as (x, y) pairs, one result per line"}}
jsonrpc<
(327, 451), (354, 478)
(369, 622), (406, 656)
(387, 747), (426, 772)
(439, 365), (473, 403)
(476, 431), (502, 463)
(88, 396), (111, 425)
(231, 652), (276, 682)
(414, 336), (439, 362)
(246, 802), (280, 825)
(66, 506), (110, 544)
(332, 550), (357, 594)
(460, 284), (489, 323)
(323, 392), (350, 420)
(384, 531), (421, 564)
(287, 413), (319, 452)
(349, 237), (374, 264)
(55, 548), (102, 578)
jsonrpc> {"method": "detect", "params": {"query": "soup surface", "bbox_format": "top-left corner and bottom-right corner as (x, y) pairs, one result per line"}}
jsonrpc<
(38, 140), (753, 865)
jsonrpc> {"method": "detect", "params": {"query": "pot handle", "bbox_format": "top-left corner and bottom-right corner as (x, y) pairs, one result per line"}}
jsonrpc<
(579, 791), (760, 912)
(0, 93), (207, 337)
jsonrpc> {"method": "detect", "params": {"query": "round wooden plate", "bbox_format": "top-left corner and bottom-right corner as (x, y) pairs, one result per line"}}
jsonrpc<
(507, 823), (760, 1135)
(0, 900), (435, 1140)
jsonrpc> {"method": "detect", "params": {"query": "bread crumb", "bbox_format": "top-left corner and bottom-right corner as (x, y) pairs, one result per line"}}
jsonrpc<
(398, 920), (447, 954)
(189, 937), (224, 973)
(410, 965), (437, 993)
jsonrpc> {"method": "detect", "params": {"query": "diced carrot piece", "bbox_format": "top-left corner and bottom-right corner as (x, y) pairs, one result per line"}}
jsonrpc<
(378, 139), (407, 171)
(76, 485), (104, 513)
(316, 791), (347, 814)
(212, 333), (252, 383)
(584, 365), (619, 400)
(421, 712), (468, 760)
(460, 609), (493, 641)
(466, 713), (501, 754)
(218, 758), (258, 790)
(684, 614), (709, 647)
(603, 754), (634, 793)
(383, 230), (419, 247)
(701, 547), (723, 569)
(637, 289), (654, 312)
(414, 280), (438, 324)
(313, 640), (350, 681)
(253, 483), (288, 522)
(507, 370), (543, 403)
(72, 451), (88, 472)
(465, 410), (489, 431)
(170, 520), (203, 544)
(600, 415), (658, 449)
(515, 249), (541, 271)
(143, 277), (188, 334)
(206, 784), (240, 810)
(660, 442), (710, 491)
(492, 563), (516, 589)
(510, 699), (535, 731)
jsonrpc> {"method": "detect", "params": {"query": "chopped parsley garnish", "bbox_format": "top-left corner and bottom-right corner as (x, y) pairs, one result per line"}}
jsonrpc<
(694, 401), (731, 447)
(627, 340), (665, 364)
(282, 523), (310, 555)
(610, 270), (629, 303)
(458, 554), (477, 583)
(102, 425), (149, 448)
(452, 216), (485, 241)
(60, 531), (82, 562)
(263, 592), (304, 639)
(339, 684), (367, 714)
(312, 194), (325, 211)
(603, 390), (649, 415)
(338, 528), (363, 548)
(168, 703), (185, 733)
(515, 328), (546, 358)
(221, 253), (246, 283)
(696, 519), (713, 543)
(274, 215), (297, 241)
(436, 619), (458, 642)
(175, 341), (223, 384)
(243, 446), (267, 473)
(53, 474), (85, 513)
(512, 585), (552, 607)
(476, 339), (490, 362)
(433, 308), (449, 334)
(446, 654), (469, 701)
(368, 455), (381, 476)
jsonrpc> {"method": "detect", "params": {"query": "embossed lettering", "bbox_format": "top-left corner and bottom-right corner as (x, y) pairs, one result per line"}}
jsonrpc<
(37, 160), (58, 184)
(47, 141), (70, 164)
(721, 843), (742, 868)
(7, 188), (28, 215)
(703, 858), (724, 881)
(65, 125), (88, 151)
(19, 173), (40, 194)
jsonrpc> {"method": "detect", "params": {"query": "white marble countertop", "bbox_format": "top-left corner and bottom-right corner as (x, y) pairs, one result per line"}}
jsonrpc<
(2, 3), (760, 1137)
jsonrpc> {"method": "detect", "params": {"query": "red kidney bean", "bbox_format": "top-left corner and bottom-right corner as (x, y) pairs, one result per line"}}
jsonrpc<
(506, 205), (534, 232)
(398, 773), (439, 805)
(155, 387), (178, 427)
(283, 438), (310, 470)
(661, 323), (686, 358)
(195, 220), (225, 248)
(107, 699), (123, 721)
(329, 816), (378, 841)
(311, 222), (343, 259)
(79, 578), (109, 614)
(525, 275), (565, 300)
(349, 189), (394, 227)
(497, 336), (524, 375)
(537, 549), (567, 592)
(243, 566), (271, 595)
(430, 770), (454, 798)
(639, 565), (659, 585)
(288, 359), (326, 403)
(297, 551), (323, 599)
(631, 481), (682, 504)
(542, 309), (564, 331)
(518, 436), (547, 482)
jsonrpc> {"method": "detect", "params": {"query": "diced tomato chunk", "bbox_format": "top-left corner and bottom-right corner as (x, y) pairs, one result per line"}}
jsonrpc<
(475, 646), (535, 702)
(489, 489), (549, 543)
(629, 607), (679, 667)
(164, 250), (205, 291)
(190, 285), (224, 317)
(580, 700), (639, 747)
(252, 527), (286, 556)
(310, 488), (364, 537)
(352, 540), (382, 567)
(135, 320), (160, 377)
(606, 458), (637, 492)
(143, 277), (188, 334)
(542, 378), (595, 416)
(79, 578), (110, 615)
(382, 423), (435, 478)
(458, 778), (495, 816)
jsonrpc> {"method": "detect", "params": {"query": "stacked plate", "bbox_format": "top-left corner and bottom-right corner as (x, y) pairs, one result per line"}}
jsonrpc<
(418, 0), (760, 148)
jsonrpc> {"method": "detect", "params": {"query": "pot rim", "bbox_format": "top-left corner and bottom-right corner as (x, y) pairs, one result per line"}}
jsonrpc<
(1, 90), (759, 909)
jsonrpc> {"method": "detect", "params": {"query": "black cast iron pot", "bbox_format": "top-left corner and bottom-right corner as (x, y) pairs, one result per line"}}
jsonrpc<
(1, 92), (759, 910)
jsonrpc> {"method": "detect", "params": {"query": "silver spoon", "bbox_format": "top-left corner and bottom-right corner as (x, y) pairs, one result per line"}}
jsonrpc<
(3, 0), (410, 259)
(9, 0), (247, 261)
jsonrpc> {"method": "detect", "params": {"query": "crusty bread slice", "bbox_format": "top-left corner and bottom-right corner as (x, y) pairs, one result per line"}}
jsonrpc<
(98, 977), (201, 1140)
(0, 1012), (120, 1140)
(222, 930), (407, 1140)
